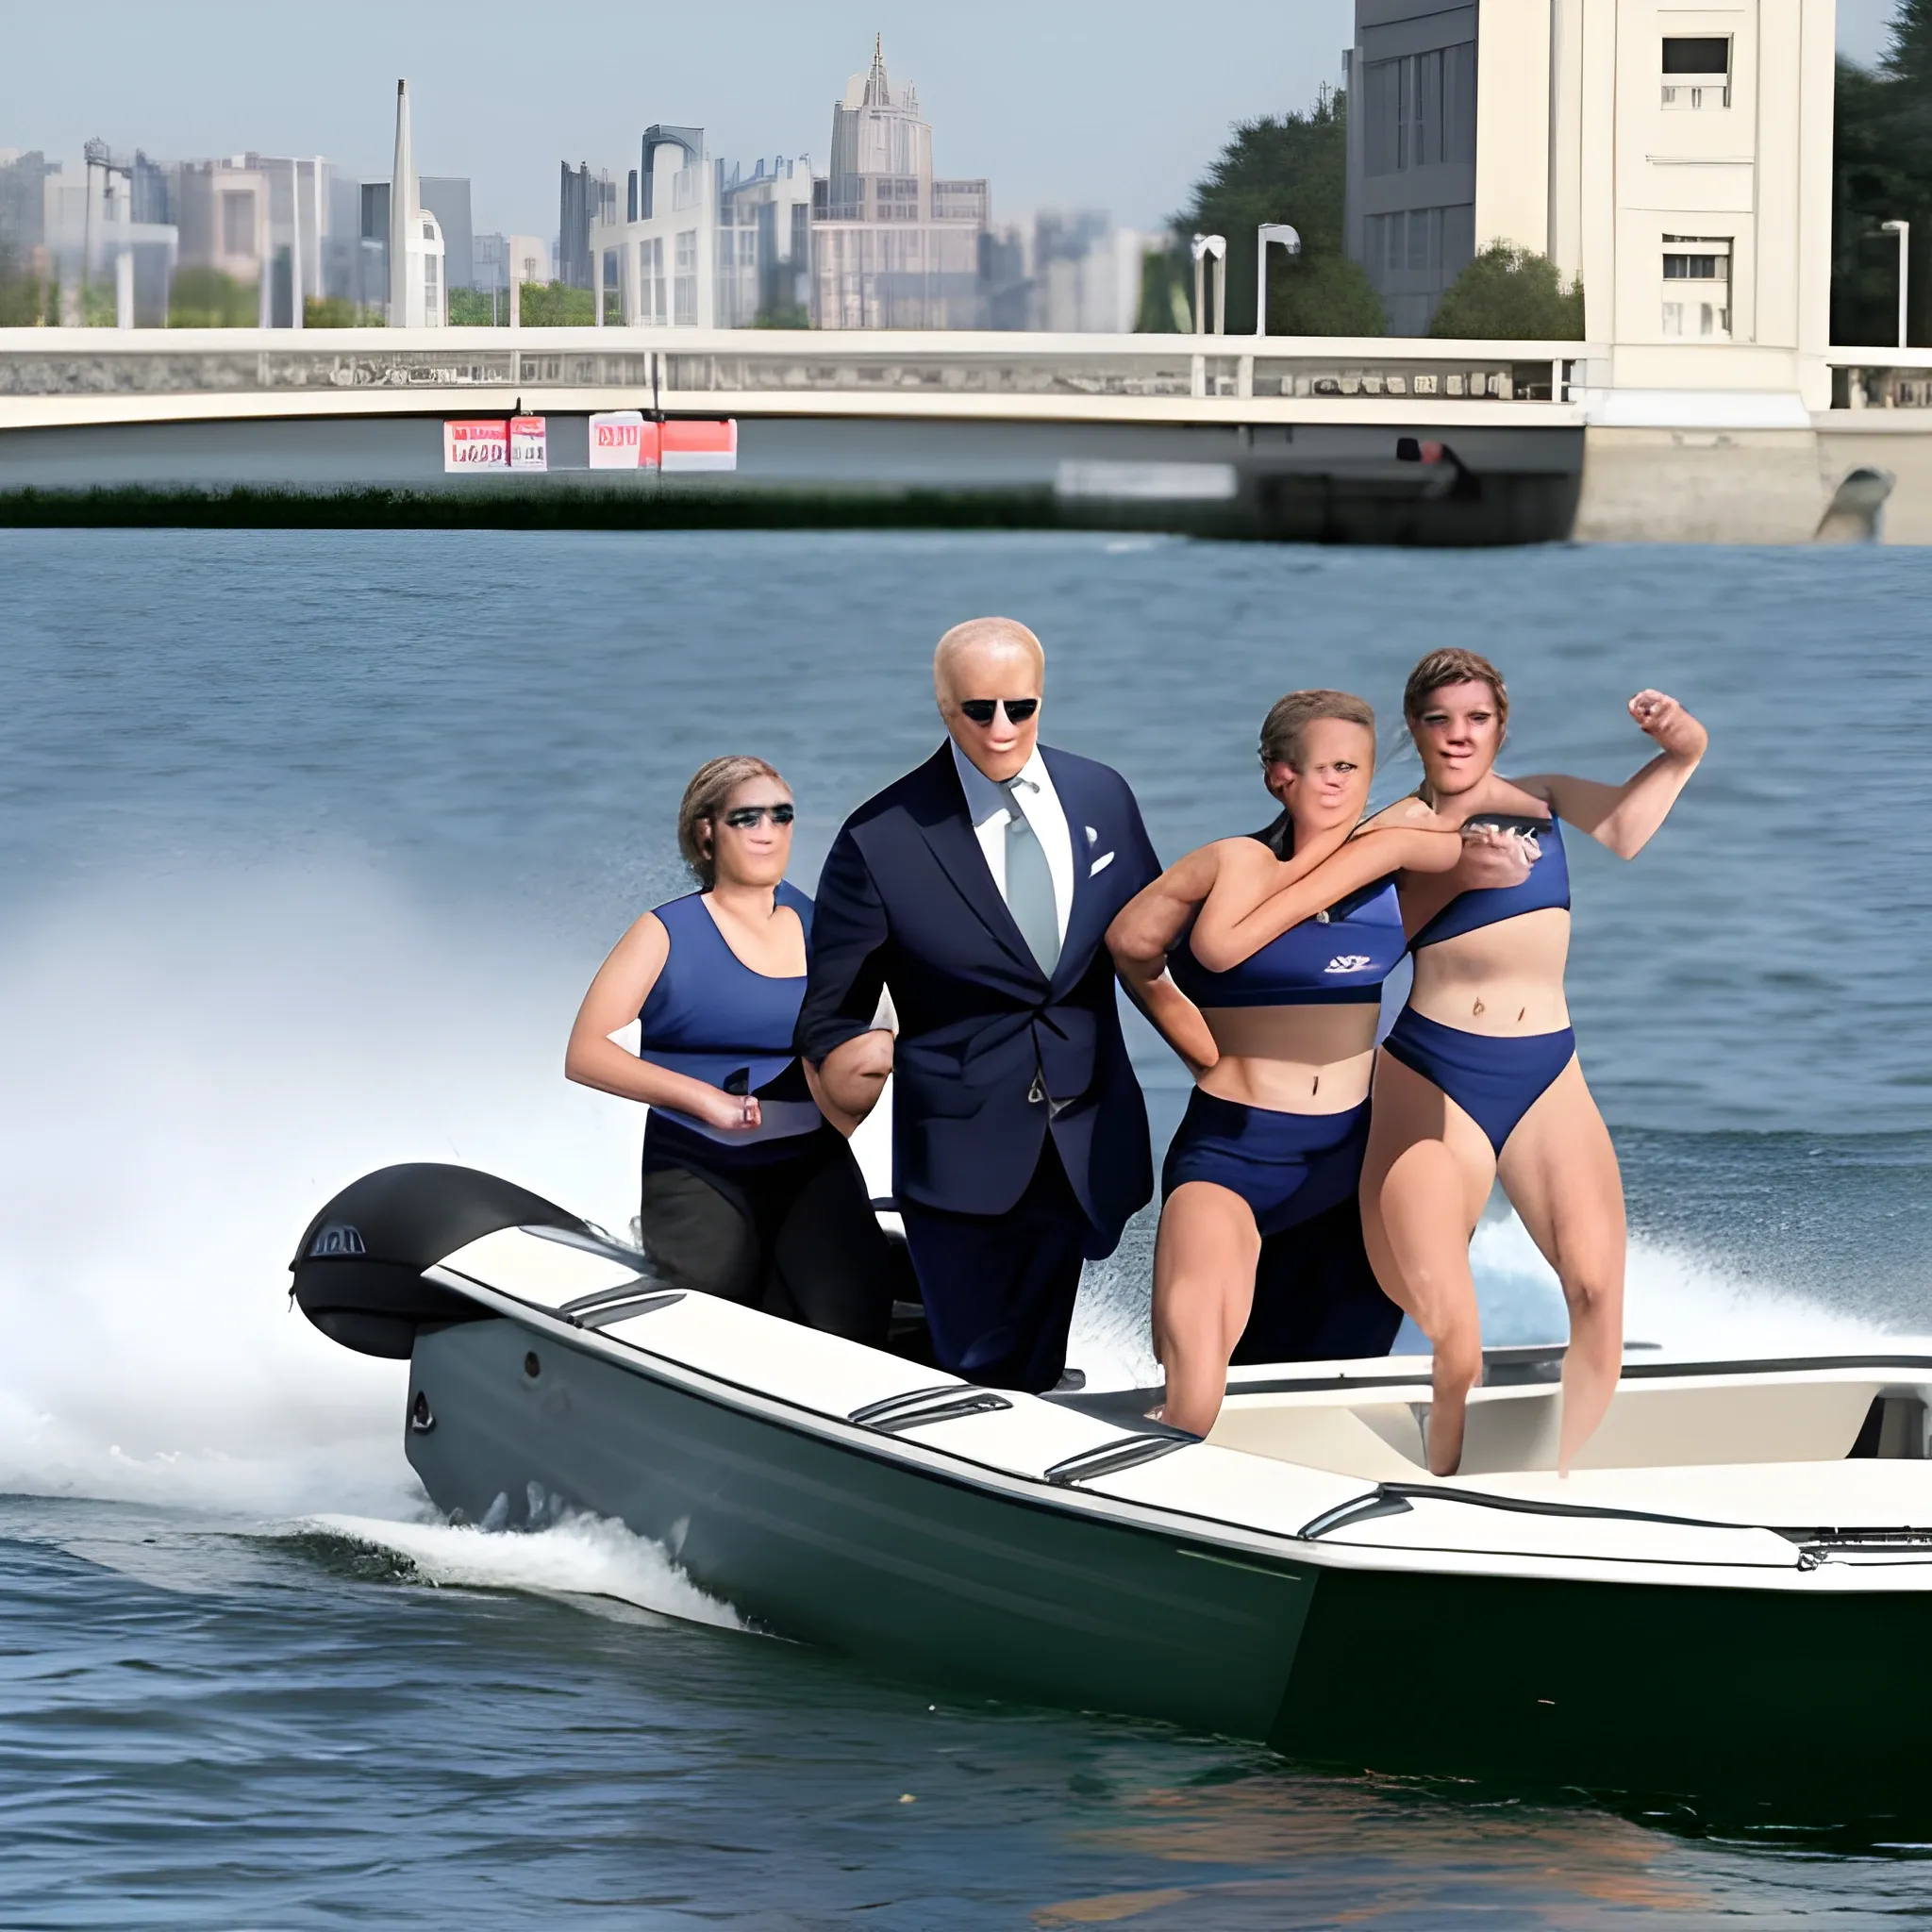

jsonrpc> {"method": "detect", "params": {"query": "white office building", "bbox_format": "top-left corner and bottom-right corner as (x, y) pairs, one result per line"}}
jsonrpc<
(811, 39), (991, 329)
(1346, 0), (1834, 391)
(587, 127), (813, 328)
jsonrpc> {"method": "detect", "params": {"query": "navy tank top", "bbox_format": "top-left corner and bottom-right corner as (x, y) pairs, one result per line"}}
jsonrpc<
(1167, 820), (1407, 1008)
(638, 882), (820, 1146)
(1409, 812), (1572, 951)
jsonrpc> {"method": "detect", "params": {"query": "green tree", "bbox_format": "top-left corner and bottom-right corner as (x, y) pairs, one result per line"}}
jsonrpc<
(1148, 87), (1386, 336)
(1428, 242), (1584, 340)
(445, 287), (506, 325)
(0, 244), (56, 325)
(168, 267), (258, 327)
(305, 294), (387, 326)
(517, 279), (594, 325)
(1832, 2), (1932, 345)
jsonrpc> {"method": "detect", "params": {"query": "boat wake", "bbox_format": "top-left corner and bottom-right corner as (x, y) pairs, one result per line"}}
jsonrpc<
(0, 858), (1905, 1513)
(304, 1508), (746, 1631)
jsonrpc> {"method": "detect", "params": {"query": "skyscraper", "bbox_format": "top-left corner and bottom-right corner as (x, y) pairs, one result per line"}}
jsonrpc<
(387, 80), (445, 326)
(811, 38), (990, 328)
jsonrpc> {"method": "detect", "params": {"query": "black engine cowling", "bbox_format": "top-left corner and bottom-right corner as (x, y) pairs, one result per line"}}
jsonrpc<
(291, 1162), (587, 1358)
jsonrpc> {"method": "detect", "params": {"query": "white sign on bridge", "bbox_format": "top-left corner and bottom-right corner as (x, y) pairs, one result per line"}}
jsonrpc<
(442, 420), (507, 472)
(589, 410), (658, 470)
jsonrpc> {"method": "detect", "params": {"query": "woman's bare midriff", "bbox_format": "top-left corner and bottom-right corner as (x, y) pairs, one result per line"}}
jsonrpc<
(1407, 906), (1574, 1035)
(1196, 1003), (1379, 1111)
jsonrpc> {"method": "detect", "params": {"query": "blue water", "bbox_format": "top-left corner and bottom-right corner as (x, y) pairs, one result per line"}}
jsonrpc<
(3, 528), (1931, 1922)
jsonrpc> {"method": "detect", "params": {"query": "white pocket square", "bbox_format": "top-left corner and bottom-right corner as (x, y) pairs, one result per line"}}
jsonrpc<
(1089, 852), (1115, 876)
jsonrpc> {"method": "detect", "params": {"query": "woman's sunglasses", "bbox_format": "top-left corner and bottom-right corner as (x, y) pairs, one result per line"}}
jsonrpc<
(958, 698), (1040, 725)
(721, 803), (795, 829)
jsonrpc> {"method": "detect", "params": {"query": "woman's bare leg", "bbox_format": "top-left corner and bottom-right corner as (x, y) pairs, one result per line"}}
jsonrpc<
(1359, 1052), (1497, 1476)
(1496, 1057), (1626, 1475)
(1152, 1181), (1261, 1438)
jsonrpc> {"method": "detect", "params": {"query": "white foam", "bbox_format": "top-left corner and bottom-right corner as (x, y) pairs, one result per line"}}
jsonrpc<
(0, 862), (645, 1515)
(0, 859), (1895, 1516)
(308, 1509), (744, 1630)
(1467, 1210), (1884, 1357)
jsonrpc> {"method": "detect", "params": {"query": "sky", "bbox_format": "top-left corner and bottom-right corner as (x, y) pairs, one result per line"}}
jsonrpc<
(0, 0), (1907, 242)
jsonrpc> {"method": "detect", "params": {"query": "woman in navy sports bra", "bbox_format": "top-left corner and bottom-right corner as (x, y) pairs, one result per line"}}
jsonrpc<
(1108, 691), (1526, 1437)
(1361, 648), (1707, 1476)
(566, 756), (894, 1345)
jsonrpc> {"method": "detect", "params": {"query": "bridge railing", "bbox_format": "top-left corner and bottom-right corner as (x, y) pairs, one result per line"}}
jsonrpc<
(0, 326), (1598, 415)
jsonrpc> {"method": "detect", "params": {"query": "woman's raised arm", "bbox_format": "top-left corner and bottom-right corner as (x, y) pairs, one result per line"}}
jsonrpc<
(1190, 821), (1468, 973)
(1518, 691), (1707, 860)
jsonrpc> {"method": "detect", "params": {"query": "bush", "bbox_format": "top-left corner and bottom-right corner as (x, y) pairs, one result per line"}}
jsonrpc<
(0, 247), (57, 325)
(169, 267), (258, 327)
(517, 280), (594, 325)
(751, 304), (811, 328)
(1428, 242), (1584, 340)
(305, 295), (386, 327)
(446, 287), (505, 326)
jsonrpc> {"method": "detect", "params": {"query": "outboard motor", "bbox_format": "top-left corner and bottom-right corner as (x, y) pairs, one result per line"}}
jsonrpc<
(291, 1162), (589, 1358)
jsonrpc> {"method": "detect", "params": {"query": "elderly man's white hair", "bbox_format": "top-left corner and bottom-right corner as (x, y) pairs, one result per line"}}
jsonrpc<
(932, 617), (1046, 694)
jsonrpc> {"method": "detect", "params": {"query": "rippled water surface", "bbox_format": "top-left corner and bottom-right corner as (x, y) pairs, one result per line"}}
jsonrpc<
(3, 528), (1930, 1924)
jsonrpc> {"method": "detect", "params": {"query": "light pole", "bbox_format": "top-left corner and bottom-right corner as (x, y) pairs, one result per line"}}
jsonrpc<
(1256, 223), (1301, 335)
(1882, 220), (1909, 348)
(1191, 232), (1226, 335)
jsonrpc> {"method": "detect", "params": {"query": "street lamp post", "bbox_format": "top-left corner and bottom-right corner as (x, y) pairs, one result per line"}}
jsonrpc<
(1191, 232), (1226, 335)
(1883, 219), (1909, 349)
(1256, 223), (1301, 335)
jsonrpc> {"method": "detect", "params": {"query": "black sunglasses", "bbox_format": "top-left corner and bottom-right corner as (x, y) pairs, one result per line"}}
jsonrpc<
(721, 803), (795, 829)
(958, 698), (1040, 725)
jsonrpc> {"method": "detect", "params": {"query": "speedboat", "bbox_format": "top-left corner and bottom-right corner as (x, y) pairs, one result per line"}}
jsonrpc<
(293, 1161), (1932, 1806)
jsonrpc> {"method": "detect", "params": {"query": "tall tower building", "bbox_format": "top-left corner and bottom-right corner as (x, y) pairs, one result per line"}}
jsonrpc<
(387, 79), (445, 326)
(812, 37), (991, 329)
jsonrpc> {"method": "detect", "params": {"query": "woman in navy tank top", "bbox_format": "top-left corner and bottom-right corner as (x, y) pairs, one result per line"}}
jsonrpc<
(1357, 648), (1707, 1476)
(1108, 691), (1526, 1437)
(566, 756), (893, 1345)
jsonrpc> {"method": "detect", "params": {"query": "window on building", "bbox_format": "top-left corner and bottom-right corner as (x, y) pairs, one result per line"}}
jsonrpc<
(220, 190), (255, 256)
(1662, 37), (1730, 108)
(1363, 42), (1476, 176)
(425, 256), (439, 320)
(1660, 236), (1731, 337)
(675, 227), (697, 324)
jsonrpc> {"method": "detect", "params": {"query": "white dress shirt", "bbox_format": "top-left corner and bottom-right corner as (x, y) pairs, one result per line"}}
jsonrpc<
(950, 739), (1074, 944)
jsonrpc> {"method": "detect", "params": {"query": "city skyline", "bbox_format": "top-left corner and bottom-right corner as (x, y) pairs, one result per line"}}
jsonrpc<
(2, 0), (1901, 245)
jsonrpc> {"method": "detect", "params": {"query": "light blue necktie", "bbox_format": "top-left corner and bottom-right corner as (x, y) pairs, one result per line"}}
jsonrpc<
(1002, 776), (1060, 975)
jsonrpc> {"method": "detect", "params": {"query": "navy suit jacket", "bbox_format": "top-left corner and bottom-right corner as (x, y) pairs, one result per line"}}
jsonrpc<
(796, 741), (1161, 1247)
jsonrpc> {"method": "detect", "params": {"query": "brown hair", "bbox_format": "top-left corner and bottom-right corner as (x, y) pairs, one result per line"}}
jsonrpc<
(677, 755), (786, 888)
(1257, 689), (1376, 770)
(1403, 647), (1509, 728)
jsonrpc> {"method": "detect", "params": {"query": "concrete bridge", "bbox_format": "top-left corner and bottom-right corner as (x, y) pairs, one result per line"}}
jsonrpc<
(2, 326), (1927, 544)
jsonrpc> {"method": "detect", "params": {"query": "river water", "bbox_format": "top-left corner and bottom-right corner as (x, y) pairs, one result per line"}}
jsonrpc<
(3, 527), (1929, 1924)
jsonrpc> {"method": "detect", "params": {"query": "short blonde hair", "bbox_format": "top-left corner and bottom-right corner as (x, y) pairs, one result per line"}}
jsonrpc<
(933, 617), (1045, 694)
(1258, 689), (1376, 770)
(677, 755), (785, 888)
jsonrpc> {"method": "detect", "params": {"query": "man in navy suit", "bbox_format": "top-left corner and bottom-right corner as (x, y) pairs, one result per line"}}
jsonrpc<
(796, 617), (1161, 1392)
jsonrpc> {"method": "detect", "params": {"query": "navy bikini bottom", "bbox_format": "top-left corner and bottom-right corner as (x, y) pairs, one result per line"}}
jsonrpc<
(1161, 1088), (1370, 1236)
(1380, 1007), (1576, 1158)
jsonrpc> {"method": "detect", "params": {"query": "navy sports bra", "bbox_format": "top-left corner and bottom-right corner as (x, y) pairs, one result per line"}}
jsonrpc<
(1409, 811), (1572, 951)
(638, 881), (819, 1143)
(1167, 821), (1407, 1008)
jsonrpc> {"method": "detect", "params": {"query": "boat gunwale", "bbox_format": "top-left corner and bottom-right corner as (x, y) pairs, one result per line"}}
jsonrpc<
(416, 1267), (1932, 1595)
